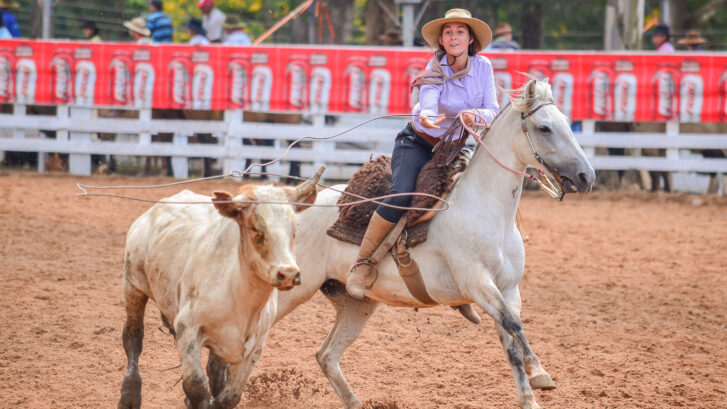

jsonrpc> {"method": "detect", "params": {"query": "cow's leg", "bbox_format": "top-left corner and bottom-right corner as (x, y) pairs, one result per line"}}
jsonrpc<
(175, 321), (213, 409)
(118, 283), (148, 409)
(316, 280), (379, 409)
(206, 350), (228, 399)
(211, 343), (265, 409)
(471, 277), (553, 396)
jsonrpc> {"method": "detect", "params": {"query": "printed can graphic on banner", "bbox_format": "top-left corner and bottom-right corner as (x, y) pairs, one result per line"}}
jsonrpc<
(344, 57), (367, 112)
(491, 57), (511, 108)
(168, 53), (191, 109)
(15, 45), (37, 105)
(613, 59), (637, 121)
(109, 51), (133, 105)
(587, 63), (614, 120)
(74, 47), (96, 106)
(133, 49), (155, 109)
(551, 58), (573, 117)
(251, 52), (273, 111)
(405, 58), (427, 109)
(679, 60), (703, 123)
(285, 55), (309, 110)
(528, 60), (551, 81)
(50, 49), (73, 104)
(0, 48), (15, 102)
(652, 64), (679, 121)
(309, 53), (331, 114)
(227, 54), (250, 109)
(368, 55), (390, 114)
(720, 68), (727, 122)
(192, 51), (213, 110)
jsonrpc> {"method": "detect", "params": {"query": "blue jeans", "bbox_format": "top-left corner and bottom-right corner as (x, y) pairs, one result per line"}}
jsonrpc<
(375, 123), (434, 223)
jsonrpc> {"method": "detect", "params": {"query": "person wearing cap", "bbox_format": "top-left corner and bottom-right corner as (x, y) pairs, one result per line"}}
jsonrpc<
(0, 0), (20, 38)
(678, 30), (707, 51)
(197, 0), (226, 43)
(186, 17), (209, 45)
(222, 15), (251, 45)
(651, 24), (674, 52)
(489, 22), (520, 50)
(124, 17), (152, 44)
(345, 8), (499, 300)
(81, 20), (102, 42)
(147, 0), (174, 43)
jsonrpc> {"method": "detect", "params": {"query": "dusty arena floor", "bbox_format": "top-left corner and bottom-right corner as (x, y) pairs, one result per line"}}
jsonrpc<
(1, 171), (726, 409)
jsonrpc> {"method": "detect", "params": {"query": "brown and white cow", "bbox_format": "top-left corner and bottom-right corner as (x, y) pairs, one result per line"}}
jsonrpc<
(118, 167), (323, 409)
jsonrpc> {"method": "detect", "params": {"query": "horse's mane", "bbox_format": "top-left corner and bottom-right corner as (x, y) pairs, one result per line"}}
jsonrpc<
(505, 78), (555, 113)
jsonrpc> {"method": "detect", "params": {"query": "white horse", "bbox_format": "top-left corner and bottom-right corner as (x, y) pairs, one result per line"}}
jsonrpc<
(274, 79), (596, 409)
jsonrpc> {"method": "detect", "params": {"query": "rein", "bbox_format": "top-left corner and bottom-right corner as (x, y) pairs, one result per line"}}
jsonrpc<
(458, 102), (564, 200)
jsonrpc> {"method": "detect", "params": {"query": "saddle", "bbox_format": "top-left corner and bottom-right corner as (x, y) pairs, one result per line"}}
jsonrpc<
(326, 148), (477, 315)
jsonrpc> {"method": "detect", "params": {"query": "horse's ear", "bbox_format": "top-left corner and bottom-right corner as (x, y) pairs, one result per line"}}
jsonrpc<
(526, 80), (537, 100)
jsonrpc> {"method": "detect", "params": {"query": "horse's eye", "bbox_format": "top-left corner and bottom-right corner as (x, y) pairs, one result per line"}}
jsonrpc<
(538, 126), (551, 133)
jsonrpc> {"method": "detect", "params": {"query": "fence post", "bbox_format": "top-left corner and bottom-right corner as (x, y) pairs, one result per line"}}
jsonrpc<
(172, 130), (189, 178)
(311, 114), (330, 179)
(223, 109), (243, 177)
(68, 106), (92, 175)
(580, 120), (596, 158)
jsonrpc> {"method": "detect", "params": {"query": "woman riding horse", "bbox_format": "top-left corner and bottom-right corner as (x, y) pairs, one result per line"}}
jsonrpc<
(346, 8), (500, 299)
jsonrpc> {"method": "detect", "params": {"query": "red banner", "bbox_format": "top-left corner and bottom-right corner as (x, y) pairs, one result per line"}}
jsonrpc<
(1, 39), (726, 122)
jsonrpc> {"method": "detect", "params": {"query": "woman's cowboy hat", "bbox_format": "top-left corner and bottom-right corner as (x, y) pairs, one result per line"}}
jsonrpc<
(123, 17), (151, 37)
(221, 15), (246, 30)
(421, 8), (492, 52)
(678, 30), (707, 45)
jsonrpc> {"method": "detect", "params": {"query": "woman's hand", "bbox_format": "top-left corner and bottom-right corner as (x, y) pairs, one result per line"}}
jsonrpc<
(460, 110), (476, 127)
(419, 113), (446, 129)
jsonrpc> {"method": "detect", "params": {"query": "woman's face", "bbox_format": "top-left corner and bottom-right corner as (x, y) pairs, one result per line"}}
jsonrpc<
(439, 23), (472, 57)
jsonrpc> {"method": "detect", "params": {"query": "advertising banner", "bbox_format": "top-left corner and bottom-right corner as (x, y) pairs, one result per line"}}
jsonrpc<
(0, 39), (726, 122)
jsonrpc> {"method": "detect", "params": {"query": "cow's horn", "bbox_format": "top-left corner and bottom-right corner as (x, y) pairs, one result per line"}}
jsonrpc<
(297, 166), (325, 196)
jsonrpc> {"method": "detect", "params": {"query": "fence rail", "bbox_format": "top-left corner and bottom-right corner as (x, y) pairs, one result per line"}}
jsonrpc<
(1, 104), (726, 192)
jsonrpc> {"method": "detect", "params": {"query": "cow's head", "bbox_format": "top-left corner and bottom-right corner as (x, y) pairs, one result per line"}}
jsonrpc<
(212, 167), (324, 290)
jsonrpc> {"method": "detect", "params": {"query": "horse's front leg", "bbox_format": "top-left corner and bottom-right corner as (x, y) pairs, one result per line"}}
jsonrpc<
(317, 280), (379, 409)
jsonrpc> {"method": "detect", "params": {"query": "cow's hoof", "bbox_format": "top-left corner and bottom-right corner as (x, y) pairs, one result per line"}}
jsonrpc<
(520, 400), (542, 409)
(529, 373), (557, 390)
(118, 372), (142, 409)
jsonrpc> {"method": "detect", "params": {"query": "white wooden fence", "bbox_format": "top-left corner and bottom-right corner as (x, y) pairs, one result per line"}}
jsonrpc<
(1, 104), (726, 192)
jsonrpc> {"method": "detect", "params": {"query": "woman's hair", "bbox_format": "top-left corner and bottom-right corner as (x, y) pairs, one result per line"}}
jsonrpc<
(438, 24), (480, 56)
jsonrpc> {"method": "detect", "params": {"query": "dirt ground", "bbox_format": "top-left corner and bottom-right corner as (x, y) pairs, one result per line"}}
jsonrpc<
(1, 171), (726, 409)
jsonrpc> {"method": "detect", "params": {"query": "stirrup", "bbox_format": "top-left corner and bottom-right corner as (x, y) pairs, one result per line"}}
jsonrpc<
(348, 259), (379, 291)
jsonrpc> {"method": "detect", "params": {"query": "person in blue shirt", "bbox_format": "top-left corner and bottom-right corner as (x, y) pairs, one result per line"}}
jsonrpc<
(1, 0), (21, 38)
(146, 0), (174, 43)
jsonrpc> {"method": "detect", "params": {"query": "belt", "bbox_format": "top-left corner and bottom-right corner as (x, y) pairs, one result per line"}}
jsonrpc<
(412, 124), (439, 148)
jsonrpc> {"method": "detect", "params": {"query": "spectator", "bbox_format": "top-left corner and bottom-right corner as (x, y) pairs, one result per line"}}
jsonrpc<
(379, 28), (403, 46)
(678, 30), (707, 51)
(489, 22), (520, 50)
(124, 17), (152, 44)
(197, 0), (225, 43)
(147, 0), (174, 43)
(650, 25), (674, 52)
(222, 15), (251, 45)
(0, 13), (11, 38)
(186, 18), (209, 45)
(81, 20), (102, 42)
(1, 0), (21, 38)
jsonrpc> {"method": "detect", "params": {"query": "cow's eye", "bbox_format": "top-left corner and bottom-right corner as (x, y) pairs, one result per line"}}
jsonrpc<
(251, 226), (265, 243)
(538, 126), (551, 134)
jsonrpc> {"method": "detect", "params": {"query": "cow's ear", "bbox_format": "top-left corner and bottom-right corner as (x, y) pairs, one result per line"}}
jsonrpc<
(288, 166), (324, 212)
(212, 191), (249, 218)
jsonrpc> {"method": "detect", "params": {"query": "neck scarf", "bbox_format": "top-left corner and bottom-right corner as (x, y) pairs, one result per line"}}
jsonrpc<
(410, 50), (471, 107)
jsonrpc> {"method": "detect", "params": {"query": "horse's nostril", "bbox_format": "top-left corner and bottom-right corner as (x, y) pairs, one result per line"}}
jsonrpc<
(577, 172), (588, 187)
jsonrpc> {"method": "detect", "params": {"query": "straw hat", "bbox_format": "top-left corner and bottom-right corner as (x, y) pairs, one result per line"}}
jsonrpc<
(221, 15), (246, 30)
(0, 0), (19, 8)
(124, 17), (151, 37)
(493, 22), (513, 37)
(678, 30), (707, 45)
(421, 8), (492, 52)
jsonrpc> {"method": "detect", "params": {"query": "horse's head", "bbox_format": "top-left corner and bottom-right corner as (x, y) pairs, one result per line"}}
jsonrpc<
(510, 79), (596, 195)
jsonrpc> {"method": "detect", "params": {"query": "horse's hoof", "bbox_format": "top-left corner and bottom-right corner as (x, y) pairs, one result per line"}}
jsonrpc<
(529, 373), (557, 390)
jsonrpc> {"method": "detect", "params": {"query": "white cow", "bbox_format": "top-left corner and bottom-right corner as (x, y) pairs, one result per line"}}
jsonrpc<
(118, 168), (323, 409)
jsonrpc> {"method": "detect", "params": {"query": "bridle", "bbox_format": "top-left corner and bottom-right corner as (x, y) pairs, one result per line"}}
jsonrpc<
(459, 101), (565, 201)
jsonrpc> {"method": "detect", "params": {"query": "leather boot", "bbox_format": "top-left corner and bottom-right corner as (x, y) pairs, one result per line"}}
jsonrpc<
(346, 212), (396, 300)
